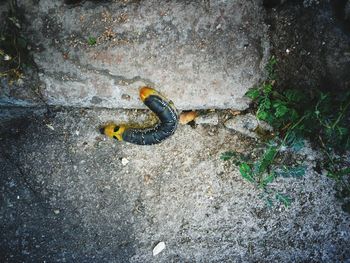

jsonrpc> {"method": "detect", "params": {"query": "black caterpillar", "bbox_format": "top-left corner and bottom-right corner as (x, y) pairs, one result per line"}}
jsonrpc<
(100, 87), (179, 145)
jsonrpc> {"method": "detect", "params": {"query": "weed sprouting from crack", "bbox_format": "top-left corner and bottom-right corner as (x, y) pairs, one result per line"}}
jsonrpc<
(223, 56), (350, 211)
(221, 140), (306, 208)
(87, 36), (97, 46)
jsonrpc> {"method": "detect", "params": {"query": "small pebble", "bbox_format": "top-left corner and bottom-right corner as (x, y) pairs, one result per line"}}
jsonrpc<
(46, 124), (54, 130)
(153, 241), (166, 256)
(224, 113), (272, 138)
(121, 158), (129, 166)
(144, 174), (151, 184)
(121, 94), (131, 100)
(195, 112), (219, 125)
(208, 131), (215, 136)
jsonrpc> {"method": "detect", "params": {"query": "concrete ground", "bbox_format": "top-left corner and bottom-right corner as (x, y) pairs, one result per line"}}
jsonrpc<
(1, 0), (350, 262)
(0, 107), (349, 262)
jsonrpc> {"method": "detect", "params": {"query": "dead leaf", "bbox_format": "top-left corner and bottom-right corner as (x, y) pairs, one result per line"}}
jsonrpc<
(179, 111), (197, 125)
(230, 110), (241, 116)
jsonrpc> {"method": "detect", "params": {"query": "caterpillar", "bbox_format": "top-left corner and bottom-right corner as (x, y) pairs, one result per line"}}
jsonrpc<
(100, 87), (179, 145)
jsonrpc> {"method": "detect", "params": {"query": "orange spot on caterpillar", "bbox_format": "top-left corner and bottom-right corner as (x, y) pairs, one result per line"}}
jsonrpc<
(139, 86), (156, 101)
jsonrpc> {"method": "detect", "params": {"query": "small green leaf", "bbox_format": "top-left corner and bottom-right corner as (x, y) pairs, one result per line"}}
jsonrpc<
(274, 104), (289, 118)
(260, 172), (276, 187)
(266, 56), (277, 80)
(320, 92), (328, 100)
(257, 146), (277, 174)
(263, 84), (273, 95)
(246, 88), (260, 100)
(264, 98), (271, 109)
(87, 36), (97, 46)
(275, 192), (292, 207)
(259, 97), (271, 113)
(284, 131), (305, 152)
(257, 110), (269, 121)
(239, 163), (255, 183)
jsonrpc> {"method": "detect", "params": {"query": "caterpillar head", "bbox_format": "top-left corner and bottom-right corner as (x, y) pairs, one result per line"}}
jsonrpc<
(100, 124), (125, 141)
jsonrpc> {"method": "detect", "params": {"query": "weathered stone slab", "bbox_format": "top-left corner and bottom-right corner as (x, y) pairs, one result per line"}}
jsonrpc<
(18, 0), (269, 110)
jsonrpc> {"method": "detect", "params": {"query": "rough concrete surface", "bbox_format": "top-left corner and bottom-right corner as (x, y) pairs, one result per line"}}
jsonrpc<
(224, 113), (272, 139)
(0, 108), (349, 262)
(1, 1), (350, 262)
(3, 0), (268, 110)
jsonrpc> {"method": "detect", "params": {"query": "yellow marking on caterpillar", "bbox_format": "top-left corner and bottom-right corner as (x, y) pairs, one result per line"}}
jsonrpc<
(101, 124), (126, 141)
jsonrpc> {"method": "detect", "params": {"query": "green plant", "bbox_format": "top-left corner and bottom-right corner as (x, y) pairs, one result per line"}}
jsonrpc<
(298, 91), (350, 207)
(246, 82), (302, 130)
(224, 56), (350, 211)
(87, 36), (97, 46)
(265, 56), (277, 81)
(308, 91), (350, 152)
(221, 144), (306, 207)
(249, 56), (350, 153)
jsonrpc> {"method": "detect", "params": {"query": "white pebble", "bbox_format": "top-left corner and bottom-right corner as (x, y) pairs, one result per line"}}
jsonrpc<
(121, 158), (129, 166)
(153, 242), (166, 256)
(46, 124), (54, 130)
